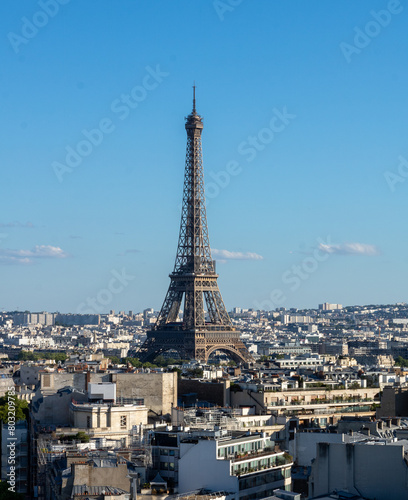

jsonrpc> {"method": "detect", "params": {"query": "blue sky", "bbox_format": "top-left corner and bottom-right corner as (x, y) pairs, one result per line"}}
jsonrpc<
(0, 0), (407, 313)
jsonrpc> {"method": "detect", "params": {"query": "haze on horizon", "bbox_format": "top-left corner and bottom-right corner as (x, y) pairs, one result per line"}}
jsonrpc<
(1, 0), (407, 313)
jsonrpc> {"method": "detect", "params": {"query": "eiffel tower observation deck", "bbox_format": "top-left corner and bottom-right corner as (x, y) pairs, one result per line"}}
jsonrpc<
(137, 89), (252, 364)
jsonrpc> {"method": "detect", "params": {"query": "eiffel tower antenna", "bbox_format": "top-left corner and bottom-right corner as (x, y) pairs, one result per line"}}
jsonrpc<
(137, 91), (252, 364)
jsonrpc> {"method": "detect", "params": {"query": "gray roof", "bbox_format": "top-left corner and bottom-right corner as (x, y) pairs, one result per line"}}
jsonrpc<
(151, 472), (167, 485)
(72, 484), (129, 496)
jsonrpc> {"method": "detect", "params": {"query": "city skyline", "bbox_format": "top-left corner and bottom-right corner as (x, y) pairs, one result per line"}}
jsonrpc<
(1, 1), (408, 312)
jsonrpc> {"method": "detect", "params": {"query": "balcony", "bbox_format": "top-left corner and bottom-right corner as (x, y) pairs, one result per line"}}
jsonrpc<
(71, 398), (145, 408)
(231, 453), (293, 476)
(267, 398), (376, 410)
(226, 448), (280, 463)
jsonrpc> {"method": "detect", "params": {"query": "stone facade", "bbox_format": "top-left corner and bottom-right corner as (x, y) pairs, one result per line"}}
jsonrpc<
(113, 371), (177, 416)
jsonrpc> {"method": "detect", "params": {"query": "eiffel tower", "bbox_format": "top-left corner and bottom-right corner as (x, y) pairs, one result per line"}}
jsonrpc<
(137, 88), (252, 364)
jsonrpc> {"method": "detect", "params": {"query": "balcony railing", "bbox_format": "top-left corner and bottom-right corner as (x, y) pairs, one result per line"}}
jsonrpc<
(224, 448), (279, 463)
(231, 454), (292, 476)
(267, 398), (375, 408)
(71, 398), (144, 407)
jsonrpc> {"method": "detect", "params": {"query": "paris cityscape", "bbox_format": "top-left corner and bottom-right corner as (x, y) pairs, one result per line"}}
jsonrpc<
(1, 1), (408, 500)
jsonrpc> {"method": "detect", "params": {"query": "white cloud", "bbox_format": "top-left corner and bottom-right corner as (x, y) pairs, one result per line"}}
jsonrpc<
(318, 242), (380, 256)
(212, 249), (264, 261)
(0, 245), (69, 265)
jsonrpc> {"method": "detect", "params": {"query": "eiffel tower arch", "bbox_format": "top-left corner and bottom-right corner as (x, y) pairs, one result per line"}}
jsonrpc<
(137, 89), (252, 364)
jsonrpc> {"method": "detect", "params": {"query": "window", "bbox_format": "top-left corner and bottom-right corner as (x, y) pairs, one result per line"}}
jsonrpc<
(87, 416), (91, 428)
(120, 415), (127, 427)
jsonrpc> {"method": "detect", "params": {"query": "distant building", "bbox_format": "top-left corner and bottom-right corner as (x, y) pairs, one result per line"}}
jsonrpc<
(258, 344), (312, 357)
(318, 303), (343, 311)
(56, 313), (100, 326)
(11, 311), (56, 326)
(275, 354), (323, 370)
(321, 341), (348, 356)
(282, 315), (313, 324)
(11, 311), (101, 326)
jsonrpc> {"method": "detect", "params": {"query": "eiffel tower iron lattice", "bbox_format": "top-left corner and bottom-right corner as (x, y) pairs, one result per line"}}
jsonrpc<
(137, 89), (252, 364)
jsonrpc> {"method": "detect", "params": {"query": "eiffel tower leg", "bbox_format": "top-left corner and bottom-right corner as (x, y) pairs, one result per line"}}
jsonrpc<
(156, 284), (183, 327)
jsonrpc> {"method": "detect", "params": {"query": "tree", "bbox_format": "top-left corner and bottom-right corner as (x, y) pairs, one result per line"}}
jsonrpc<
(109, 356), (120, 365)
(53, 353), (68, 362)
(153, 355), (167, 367)
(17, 351), (38, 361)
(0, 392), (29, 424)
(17, 350), (67, 362)
(186, 368), (203, 378)
(75, 431), (90, 443)
(142, 362), (157, 369)
(0, 481), (24, 500)
(395, 356), (408, 368)
(121, 357), (142, 368)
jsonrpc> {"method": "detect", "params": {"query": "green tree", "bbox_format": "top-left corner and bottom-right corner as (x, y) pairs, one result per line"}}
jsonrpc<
(121, 357), (142, 368)
(186, 368), (203, 378)
(395, 356), (408, 368)
(0, 481), (25, 500)
(0, 393), (29, 424)
(142, 362), (157, 369)
(153, 355), (167, 367)
(52, 353), (68, 362)
(17, 351), (67, 362)
(17, 351), (38, 361)
(109, 356), (121, 365)
(75, 431), (90, 443)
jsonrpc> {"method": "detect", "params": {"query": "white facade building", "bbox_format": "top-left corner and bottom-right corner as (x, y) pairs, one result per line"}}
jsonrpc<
(310, 439), (408, 500)
(178, 432), (292, 499)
